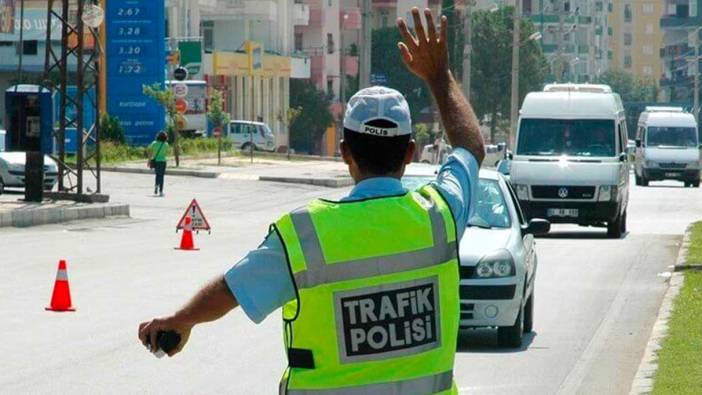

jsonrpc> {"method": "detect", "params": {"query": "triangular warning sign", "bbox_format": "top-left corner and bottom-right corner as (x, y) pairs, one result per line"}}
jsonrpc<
(177, 199), (211, 233)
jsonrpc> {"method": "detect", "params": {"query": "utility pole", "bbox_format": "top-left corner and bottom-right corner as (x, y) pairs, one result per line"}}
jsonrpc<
(509, 0), (521, 149)
(462, 1), (473, 100)
(556, 0), (565, 82)
(359, 0), (371, 88)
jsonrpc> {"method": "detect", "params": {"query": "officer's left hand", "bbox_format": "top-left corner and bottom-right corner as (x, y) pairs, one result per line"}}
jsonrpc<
(138, 315), (193, 357)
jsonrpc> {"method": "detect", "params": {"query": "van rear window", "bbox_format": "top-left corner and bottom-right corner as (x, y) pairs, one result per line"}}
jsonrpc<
(517, 119), (616, 157)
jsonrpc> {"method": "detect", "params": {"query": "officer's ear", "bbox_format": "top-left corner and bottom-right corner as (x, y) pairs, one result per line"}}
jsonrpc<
(340, 140), (354, 166)
(404, 140), (416, 165)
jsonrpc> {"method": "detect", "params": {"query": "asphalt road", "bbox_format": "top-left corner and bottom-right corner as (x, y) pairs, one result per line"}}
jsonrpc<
(0, 171), (697, 394)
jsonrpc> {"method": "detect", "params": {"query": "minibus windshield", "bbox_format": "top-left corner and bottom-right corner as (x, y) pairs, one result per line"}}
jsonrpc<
(517, 119), (616, 157)
(647, 127), (698, 148)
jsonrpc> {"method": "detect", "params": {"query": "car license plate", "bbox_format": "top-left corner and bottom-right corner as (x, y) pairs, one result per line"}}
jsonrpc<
(665, 172), (679, 178)
(547, 208), (579, 218)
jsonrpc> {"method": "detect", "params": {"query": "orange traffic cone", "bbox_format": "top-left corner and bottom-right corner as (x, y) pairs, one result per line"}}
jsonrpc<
(176, 216), (198, 251)
(45, 260), (75, 312)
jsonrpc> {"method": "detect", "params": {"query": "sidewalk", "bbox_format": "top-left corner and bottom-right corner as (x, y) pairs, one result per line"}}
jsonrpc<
(0, 195), (130, 228)
(103, 154), (355, 187)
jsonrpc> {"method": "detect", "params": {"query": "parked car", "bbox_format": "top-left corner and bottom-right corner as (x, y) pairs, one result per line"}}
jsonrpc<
(228, 120), (277, 152)
(402, 166), (550, 347)
(634, 107), (700, 187)
(510, 83), (630, 238)
(0, 152), (59, 194)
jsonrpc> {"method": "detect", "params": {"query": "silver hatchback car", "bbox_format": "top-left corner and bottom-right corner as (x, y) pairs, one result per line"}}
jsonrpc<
(403, 166), (549, 348)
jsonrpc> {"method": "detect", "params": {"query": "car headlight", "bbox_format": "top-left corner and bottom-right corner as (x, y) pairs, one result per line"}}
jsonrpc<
(645, 160), (658, 168)
(514, 184), (529, 200)
(598, 185), (618, 201)
(687, 161), (700, 170)
(474, 249), (516, 278)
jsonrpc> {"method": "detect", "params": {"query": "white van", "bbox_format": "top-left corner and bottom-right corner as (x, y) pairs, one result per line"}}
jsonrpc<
(634, 107), (700, 187)
(228, 120), (277, 152)
(510, 83), (630, 238)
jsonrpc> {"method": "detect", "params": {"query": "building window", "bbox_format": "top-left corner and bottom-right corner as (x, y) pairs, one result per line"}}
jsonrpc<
(645, 24), (654, 35)
(327, 33), (334, 54)
(327, 78), (334, 96)
(643, 66), (653, 75)
(295, 33), (303, 52)
(642, 3), (654, 14)
(596, 1), (603, 12)
(624, 33), (632, 46)
(17, 40), (38, 55)
(624, 55), (632, 68)
(643, 45), (653, 55)
(624, 4), (632, 22)
(202, 21), (214, 53)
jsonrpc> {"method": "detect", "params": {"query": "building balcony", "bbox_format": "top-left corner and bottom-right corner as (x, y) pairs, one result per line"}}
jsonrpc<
(201, 0), (277, 21)
(661, 15), (702, 29)
(343, 55), (359, 76)
(291, 55), (311, 79)
(310, 54), (325, 86)
(341, 8), (362, 30)
(309, 8), (325, 28)
(294, 3), (310, 26)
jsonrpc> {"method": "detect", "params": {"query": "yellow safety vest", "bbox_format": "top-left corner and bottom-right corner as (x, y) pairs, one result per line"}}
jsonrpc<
(273, 185), (460, 395)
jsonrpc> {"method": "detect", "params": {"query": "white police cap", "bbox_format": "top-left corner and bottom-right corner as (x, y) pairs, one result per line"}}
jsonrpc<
(343, 86), (412, 137)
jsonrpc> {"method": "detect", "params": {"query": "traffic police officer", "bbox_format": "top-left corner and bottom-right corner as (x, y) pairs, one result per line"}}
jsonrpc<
(139, 8), (486, 394)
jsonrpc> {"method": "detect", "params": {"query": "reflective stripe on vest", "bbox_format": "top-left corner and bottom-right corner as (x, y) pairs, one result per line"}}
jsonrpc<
(288, 202), (456, 289)
(285, 370), (453, 395)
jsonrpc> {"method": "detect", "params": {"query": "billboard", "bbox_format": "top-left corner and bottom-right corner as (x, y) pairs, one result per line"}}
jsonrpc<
(0, 0), (14, 34)
(106, 0), (165, 146)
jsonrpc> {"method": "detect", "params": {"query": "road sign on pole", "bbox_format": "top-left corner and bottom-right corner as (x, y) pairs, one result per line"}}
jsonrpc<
(173, 83), (188, 98)
(175, 98), (188, 114)
(177, 199), (211, 233)
(174, 66), (188, 81)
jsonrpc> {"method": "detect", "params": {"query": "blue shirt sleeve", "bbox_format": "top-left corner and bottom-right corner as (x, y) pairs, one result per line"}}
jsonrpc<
(224, 231), (295, 324)
(431, 148), (480, 241)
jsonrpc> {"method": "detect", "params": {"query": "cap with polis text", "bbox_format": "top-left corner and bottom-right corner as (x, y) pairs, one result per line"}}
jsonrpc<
(343, 86), (412, 137)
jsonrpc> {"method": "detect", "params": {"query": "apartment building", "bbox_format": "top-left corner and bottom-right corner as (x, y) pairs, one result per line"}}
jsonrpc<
(660, 0), (702, 104)
(608, 1), (664, 82)
(193, 0), (311, 149)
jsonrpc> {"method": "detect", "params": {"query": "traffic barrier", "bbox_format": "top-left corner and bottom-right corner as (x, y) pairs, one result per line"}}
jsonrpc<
(45, 260), (75, 312)
(176, 216), (199, 251)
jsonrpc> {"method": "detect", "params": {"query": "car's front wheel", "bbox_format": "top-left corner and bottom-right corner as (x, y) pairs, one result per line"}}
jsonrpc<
(523, 293), (534, 334)
(0, 177), (4, 195)
(497, 304), (524, 348)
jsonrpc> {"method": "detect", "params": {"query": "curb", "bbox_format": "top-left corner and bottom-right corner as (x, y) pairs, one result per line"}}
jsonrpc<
(258, 176), (354, 188)
(0, 203), (130, 228)
(102, 166), (220, 179)
(629, 229), (690, 394)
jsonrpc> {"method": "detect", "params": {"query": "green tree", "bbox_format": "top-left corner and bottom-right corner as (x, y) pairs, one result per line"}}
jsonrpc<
(371, 27), (431, 122)
(471, 6), (548, 142)
(597, 70), (659, 102)
(289, 79), (333, 154)
(207, 89), (230, 165)
(143, 83), (182, 166)
(99, 113), (126, 145)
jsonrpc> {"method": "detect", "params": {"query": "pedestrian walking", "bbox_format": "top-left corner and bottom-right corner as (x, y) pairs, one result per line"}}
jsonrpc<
(139, 8), (486, 394)
(148, 131), (169, 197)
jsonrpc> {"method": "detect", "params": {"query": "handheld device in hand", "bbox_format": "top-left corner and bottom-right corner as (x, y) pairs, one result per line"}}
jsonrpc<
(150, 330), (181, 359)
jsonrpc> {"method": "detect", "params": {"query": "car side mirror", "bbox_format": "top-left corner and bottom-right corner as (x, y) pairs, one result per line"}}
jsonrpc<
(619, 152), (627, 162)
(635, 139), (642, 148)
(523, 219), (550, 236)
(506, 151), (514, 160)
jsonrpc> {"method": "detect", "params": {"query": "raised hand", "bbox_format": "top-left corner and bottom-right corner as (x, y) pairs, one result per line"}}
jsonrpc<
(397, 7), (449, 83)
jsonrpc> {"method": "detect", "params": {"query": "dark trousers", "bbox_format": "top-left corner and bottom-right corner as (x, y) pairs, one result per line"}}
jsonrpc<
(154, 161), (166, 193)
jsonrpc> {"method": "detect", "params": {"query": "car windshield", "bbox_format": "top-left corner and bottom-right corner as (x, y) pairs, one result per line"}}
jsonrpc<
(517, 118), (616, 157)
(647, 127), (698, 148)
(400, 177), (511, 229)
